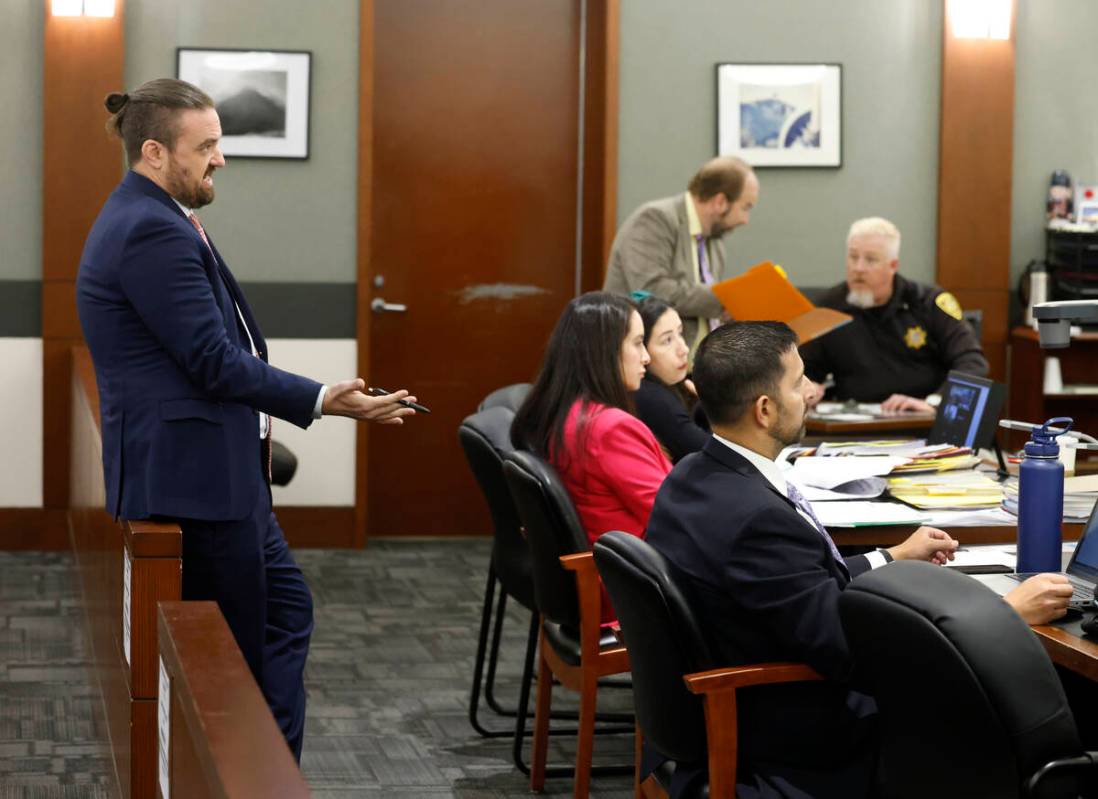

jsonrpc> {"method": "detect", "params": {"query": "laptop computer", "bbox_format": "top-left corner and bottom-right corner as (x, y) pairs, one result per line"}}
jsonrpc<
(978, 498), (1098, 610)
(927, 371), (1006, 451)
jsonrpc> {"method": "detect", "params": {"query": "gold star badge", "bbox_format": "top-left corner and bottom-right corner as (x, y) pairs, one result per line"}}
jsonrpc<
(904, 325), (928, 350)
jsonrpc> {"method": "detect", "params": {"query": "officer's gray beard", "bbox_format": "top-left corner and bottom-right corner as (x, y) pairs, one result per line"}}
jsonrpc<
(846, 289), (877, 309)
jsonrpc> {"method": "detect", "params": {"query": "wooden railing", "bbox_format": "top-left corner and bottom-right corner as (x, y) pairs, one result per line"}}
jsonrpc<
(70, 345), (183, 798)
(157, 602), (311, 798)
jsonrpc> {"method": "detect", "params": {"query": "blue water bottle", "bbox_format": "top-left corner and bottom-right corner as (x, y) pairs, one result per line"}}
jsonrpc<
(1016, 417), (1071, 574)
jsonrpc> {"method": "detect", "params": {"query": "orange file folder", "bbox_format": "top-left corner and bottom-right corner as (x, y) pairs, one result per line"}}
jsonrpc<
(711, 262), (852, 344)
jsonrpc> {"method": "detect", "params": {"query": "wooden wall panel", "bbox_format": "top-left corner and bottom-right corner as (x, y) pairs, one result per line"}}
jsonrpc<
(42, 3), (125, 517)
(935, 1), (1016, 381)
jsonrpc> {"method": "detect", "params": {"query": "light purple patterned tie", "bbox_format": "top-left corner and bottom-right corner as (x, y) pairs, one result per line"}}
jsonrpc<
(786, 481), (845, 565)
(695, 234), (719, 331)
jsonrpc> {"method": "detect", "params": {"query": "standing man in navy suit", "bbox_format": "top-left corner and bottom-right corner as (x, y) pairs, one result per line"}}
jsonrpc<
(645, 322), (1069, 798)
(76, 79), (418, 761)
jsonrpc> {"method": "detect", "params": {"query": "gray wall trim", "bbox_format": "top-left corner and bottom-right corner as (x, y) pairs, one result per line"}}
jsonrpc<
(0, 281), (355, 339)
(0, 282), (41, 337)
(240, 282), (356, 339)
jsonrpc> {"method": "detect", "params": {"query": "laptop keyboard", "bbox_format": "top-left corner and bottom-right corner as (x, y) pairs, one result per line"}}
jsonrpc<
(1007, 573), (1093, 605)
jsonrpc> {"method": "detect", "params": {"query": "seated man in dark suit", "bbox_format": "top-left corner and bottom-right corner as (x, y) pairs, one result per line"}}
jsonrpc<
(645, 321), (1071, 798)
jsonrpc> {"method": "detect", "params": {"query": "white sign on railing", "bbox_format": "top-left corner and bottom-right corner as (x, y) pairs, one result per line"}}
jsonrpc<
(158, 656), (171, 799)
(122, 549), (131, 666)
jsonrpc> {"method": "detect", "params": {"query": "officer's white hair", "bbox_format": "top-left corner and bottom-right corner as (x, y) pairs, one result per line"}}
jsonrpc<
(847, 217), (900, 261)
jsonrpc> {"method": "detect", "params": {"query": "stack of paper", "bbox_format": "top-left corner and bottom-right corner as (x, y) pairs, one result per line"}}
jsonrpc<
(887, 471), (1003, 510)
(889, 446), (980, 474)
(815, 439), (929, 458)
(789, 456), (910, 490)
(1001, 474), (1098, 522)
(812, 500), (928, 528)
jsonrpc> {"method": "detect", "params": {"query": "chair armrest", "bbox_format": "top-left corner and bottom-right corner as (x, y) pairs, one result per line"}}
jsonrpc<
(1027, 752), (1098, 798)
(683, 663), (822, 799)
(559, 552), (625, 667)
(684, 663), (822, 694)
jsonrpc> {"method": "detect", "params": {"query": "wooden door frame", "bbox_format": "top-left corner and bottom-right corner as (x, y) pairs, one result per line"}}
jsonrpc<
(353, 0), (619, 546)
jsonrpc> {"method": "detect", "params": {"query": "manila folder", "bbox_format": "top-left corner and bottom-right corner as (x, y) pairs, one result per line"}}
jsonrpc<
(711, 261), (852, 344)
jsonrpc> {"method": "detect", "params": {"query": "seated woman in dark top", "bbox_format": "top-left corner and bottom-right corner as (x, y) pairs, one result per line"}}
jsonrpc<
(632, 295), (711, 462)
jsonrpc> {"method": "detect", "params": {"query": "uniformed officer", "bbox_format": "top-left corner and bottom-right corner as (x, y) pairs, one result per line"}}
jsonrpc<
(800, 217), (988, 412)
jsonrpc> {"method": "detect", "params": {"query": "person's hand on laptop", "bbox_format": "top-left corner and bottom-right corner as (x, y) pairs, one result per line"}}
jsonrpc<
(1003, 574), (1074, 625)
(881, 393), (934, 414)
(887, 526), (959, 565)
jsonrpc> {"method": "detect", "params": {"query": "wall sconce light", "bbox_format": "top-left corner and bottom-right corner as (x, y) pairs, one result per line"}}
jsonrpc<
(947, 0), (1012, 40)
(51, 0), (115, 17)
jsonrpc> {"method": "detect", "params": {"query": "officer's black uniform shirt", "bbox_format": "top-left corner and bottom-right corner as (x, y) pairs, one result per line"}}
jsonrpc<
(800, 274), (989, 402)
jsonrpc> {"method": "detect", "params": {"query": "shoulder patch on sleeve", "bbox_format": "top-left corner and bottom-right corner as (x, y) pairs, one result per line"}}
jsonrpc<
(934, 291), (963, 321)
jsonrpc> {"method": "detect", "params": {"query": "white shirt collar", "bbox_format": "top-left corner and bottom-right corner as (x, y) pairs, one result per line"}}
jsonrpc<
(712, 433), (788, 498)
(172, 197), (194, 217)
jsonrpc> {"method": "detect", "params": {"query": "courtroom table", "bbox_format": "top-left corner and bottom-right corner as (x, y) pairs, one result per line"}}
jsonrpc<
(829, 522), (1084, 548)
(806, 411), (937, 436)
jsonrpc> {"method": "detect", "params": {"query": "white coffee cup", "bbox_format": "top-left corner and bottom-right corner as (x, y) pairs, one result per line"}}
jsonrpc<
(1043, 356), (1063, 394)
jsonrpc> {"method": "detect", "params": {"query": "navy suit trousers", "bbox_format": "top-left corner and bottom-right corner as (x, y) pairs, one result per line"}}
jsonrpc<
(178, 452), (313, 762)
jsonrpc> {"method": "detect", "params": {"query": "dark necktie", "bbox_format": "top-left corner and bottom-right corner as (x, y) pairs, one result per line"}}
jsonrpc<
(695, 234), (719, 331)
(786, 481), (845, 565)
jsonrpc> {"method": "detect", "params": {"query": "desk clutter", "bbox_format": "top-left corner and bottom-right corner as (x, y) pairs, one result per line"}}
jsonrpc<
(1002, 473), (1098, 523)
(786, 438), (1011, 526)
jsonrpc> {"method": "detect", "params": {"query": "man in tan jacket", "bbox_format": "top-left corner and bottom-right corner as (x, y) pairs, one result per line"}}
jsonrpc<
(603, 156), (758, 354)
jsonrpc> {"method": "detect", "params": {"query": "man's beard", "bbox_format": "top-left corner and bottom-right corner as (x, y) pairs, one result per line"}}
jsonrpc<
(166, 163), (215, 209)
(846, 288), (877, 309)
(771, 397), (807, 448)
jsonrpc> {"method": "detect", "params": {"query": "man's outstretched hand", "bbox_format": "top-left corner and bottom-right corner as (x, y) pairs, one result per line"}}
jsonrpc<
(322, 379), (417, 424)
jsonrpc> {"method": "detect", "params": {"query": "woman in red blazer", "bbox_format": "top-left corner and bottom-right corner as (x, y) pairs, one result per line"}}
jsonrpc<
(512, 292), (672, 622)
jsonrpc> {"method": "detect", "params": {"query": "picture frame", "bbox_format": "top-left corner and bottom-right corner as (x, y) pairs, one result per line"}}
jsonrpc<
(716, 63), (842, 168)
(176, 47), (312, 160)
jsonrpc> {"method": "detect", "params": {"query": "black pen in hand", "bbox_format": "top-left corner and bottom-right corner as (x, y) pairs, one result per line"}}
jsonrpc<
(367, 386), (431, 414)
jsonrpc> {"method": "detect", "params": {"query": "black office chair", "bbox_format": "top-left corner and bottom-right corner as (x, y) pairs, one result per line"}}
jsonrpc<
(458, 408), (539, 751)
(270, 440), (297, 486)
(593, 530), (821, 799)
(479, 382), (531, 413)
(840, 561), (1098, 799)
(502, 450), (633, 797)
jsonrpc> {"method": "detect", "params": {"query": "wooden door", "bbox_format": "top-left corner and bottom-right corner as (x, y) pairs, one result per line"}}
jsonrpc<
(358, 0), (614, 537)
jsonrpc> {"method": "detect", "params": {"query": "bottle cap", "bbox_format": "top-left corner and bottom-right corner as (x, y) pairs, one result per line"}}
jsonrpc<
(1025, 416), (1073, 457)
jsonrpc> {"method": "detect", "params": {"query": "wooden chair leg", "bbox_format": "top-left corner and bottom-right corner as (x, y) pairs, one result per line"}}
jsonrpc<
(530, 628), (553, 793)
(572, 667), (599, 799)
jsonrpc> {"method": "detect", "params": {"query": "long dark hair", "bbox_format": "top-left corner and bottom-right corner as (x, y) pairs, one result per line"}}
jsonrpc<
(636, 295), (694, 408)
(512, 292), (637, 463)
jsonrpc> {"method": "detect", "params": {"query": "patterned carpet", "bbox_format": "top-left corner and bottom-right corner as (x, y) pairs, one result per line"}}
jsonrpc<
(0, 540), (635, 798)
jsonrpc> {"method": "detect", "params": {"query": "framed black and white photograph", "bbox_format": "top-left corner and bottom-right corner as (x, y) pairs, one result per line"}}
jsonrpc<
(716, 63), (842, 168)
(177, 48), (312, 160)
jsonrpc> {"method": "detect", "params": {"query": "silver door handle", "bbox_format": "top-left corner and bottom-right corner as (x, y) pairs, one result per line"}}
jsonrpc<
(371, 297), (407, 313)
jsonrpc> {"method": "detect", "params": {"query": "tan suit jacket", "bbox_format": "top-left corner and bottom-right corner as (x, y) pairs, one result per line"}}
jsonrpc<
(603, 193), (727, 350)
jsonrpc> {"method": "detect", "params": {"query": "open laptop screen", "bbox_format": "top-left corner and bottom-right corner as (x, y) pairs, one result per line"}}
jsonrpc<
(928, 371), (1006, 450)
(1068, 502), (1098, 582)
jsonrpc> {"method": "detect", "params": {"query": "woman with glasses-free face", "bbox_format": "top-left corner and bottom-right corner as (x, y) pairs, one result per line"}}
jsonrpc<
(643, 308), (689, 387)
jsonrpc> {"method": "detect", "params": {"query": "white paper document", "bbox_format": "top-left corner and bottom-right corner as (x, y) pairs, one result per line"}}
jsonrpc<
(790, 456), (910, 490)
(793, 477), (887, 502)
(812, 500), (928, 527)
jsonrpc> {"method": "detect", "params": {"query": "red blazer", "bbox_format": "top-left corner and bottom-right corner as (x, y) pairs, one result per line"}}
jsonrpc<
(553, 400), (672, 622)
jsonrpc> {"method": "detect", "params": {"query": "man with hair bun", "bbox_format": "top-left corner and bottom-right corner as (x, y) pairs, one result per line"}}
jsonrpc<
(76, 78), (418, 760)
(604, 156), (759, 356)
(800, 216), (989, 413)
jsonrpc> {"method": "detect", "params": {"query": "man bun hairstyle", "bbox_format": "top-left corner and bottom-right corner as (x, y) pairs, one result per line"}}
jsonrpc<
(693, 321), (799, 425)
(687, 156), (754, 203)
(105, 78), (214, 167)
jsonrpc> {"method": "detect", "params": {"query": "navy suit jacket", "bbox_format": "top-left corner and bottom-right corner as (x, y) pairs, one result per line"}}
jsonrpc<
(646, 437), (878, 789)
(76, 171), (322, 521)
